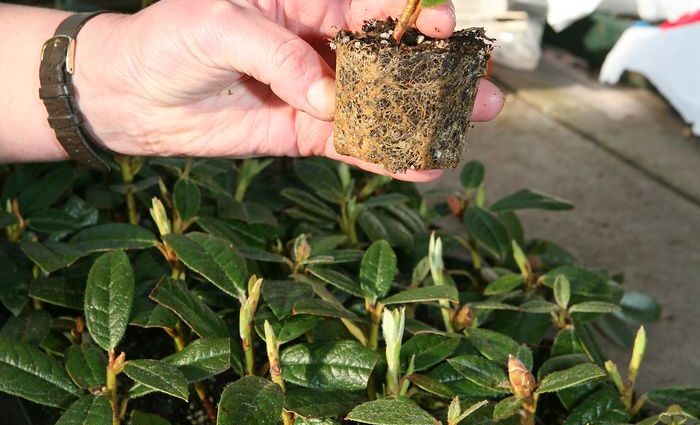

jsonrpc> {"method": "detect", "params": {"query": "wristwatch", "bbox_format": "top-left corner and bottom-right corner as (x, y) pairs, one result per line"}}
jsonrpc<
(39, 11), (111, 172)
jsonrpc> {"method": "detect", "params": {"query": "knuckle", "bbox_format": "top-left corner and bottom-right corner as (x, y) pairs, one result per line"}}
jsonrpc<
(272, 38), (310, 79)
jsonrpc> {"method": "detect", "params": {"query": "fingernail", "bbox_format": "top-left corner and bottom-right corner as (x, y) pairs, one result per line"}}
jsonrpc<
(306, 77), (336, 120)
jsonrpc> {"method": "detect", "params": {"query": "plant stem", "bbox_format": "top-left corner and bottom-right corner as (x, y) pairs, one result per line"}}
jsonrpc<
(264, 321), (295, 425)
(106, 350), (120, 425)
(393, 0), (422, 43)
(117, 156), (140, 225)
(240, 277), (263, 375)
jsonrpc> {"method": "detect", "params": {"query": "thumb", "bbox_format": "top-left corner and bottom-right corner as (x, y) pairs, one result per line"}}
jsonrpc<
(218, 7), (335, 121)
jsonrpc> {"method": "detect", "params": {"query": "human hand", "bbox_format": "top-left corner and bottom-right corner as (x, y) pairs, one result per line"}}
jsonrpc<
(74, 0), (503, 182)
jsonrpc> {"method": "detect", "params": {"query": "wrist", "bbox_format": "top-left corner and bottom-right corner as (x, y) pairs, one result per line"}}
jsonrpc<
(71, 13), (142, 156)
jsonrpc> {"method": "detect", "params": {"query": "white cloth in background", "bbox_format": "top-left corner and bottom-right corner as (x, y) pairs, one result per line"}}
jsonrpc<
(546, 0), (700, 31)
(600, 23), (700, 135)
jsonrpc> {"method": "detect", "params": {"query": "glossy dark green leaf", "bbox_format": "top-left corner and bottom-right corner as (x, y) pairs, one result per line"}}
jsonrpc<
(150, 278), (228, 338)
(647, 387), (700, 417)
(164, 338), (231, 382)
(65, 344), (106, 390)
(29, 277), (85, 310)
(383, 285), (458, 305)
(163, 232), (247, 299)
(536, 363), (606, 394)
(239, 246), (288, 263)
(464, 207), (510, 260)
(130, 296), (179, 330)
(551, 328), (586, 357)
(27, 209), (81, 233)
(358, 210), (389, 242)
(293, 298), (359, 321)
(20, 241), (87, 273)
(619, 291), (661, 324)
(0, 337), (81, 408)
(217, 376), (284, 425)
(460, 161), (485, 190)
(374, 211), (413, 249)
(484, 274), (524, 296)
(490, 189), (573, 213)
(256, 308), (320, 345)
(569, 301), (621, 314)
(71, 223), (157, 252)
(262, 280), (314, 319)
(281, 188), (337, 221)
(308, 267), (362, 297)
(0, 254), (29, 316)
(563, 387), (630, 425)
(519, 300), (559, 314)
(19, 164), (74, 215)
(173, 178), (201, 220)
(281, 341), (379, 391)
(131, 410), (172, 425)
(401, 333), (460, 372)
(427, 362), (521, 399)
(541, 266), (622, 304)
(363, 194), (410, 208)
(346, 398), (439, 425)
(360, 240), (396, 303)
(285, 388), (363, 418)
(85, 251), (135, 351)
(537, 354), (596, 409)
(493, 396), (524, 421)
(0, 309), (51, 345)
(467, 328), (533, 370)
(124, 359), (188, 401)
(407, 374), (455, 399)
(448, 355), (510, 393)
(55, 395), (111, 425)
(219, 199), (277, 226)
(293, 160), (344, 204)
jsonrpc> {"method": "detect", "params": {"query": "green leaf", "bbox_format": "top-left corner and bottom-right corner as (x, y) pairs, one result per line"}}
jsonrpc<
(71, 223), (157, 252)
(27, 209), (81, 233)
(308, 267), (363, 297)
(65, 344), (107, 390)
(358, 210), (389, 242)
(56, 395), (112, 425)
(490, 189), (573, 213)
(293, 298), (359, 321)
(464, 207), (510, 260)
(262, 280), (314, 319)
(281, 188), (337, 221)
(150, 278), (228, 338)
(281, 341), (379, 391)
(29, 277), (84, 310)
(569, 301), (621, 314)
(554, 275), (571, 309)
(131, 410), (172, 425)
(285, 388), (363, 418)
(422, 0), (449, 7)
(239, 246), (288, 263)
(0, 210), (17, 228)
(20, 241), (87, 273)
(256, 308), (320, 345)
(428, 362), (507, 398)
(382, 286), (458, 305)
(647, 387), (700, 417)
(535, 363), (606, 394)
(346, 398), (439, 425)
(164, 338), (231, 382)
(519, 299), (560, 314)
(219, 200), (277, 226)
(360, 240), (397, 303)
(447, 355), (510, 392)
(407, 374), (455, 399)
(401, 334), (460, 372)
(84, 251), (135, 351)
(174, 178), (201, 220)
(563, 387), (630, 425)
(130, 297), (179, 330)
(0, 253), (29, 316)
(619, 291), (661, 324)
(541, 266), (622, 304)
(0, 309), (51, 345)
(363, 194), (410, 208)
(0, 337), (81, 408)
(551, 328), (586, 357)
(484, 274), (524, 296)
(293, 160), (344, 204)
(460, 161), (485, 190)
(467, 328), (533, 370)
(217, 376), (284, 425)
(493, 396), (523, 421)
(19, 164), (74, 215)
(163, 232), (247, 299)
(537, 354), (593, 409)
(124, 359), (189, 401)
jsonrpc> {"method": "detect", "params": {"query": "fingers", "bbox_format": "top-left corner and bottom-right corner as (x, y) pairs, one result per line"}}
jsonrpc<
(218, 6), (336, 121)
(415, 1), (456, 38)
(324, 136), (444, 183)
(471, 79), (505, 122)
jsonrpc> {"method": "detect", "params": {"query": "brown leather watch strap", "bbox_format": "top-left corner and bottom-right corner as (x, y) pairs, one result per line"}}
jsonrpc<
(39, 12), (110, 172)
